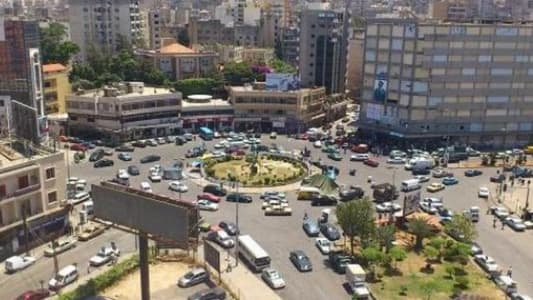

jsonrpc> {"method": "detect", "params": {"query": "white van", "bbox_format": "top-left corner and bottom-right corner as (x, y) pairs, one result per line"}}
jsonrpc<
(48, 264), (78, 290)
(69, 191), (91, 205)
(81, 200), (94, 215)
(140, 182), (152, 193)
(401, 179), (422, 192)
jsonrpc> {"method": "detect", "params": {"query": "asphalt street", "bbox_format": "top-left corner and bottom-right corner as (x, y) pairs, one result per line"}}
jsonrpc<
(2, 133), (533, 299)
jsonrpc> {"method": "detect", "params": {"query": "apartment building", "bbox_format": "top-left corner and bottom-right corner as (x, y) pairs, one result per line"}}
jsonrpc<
(66, 82), (182, 141)
(43, 64), (71, 114)
(0, 141), (68, 260)
(148, 9), (162, 49)
(68, 0), (143, 61)
(188, 18), (260, 47)
(359, 19), (533, 147)
(229, 84), (326, 133)
(241, 48), (274, 65)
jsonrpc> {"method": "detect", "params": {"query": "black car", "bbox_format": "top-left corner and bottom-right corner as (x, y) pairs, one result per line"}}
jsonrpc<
(490, 174), (506, 183)
(204, 184), (227, 196)
(131, 140), (146, 148)
(187, 287), (226, 300)
(140, 155), (161, 163)
(175, 136), (187, 145)
(115, 144), (135, 152)
(219, 221), (239, 236)
(311, 195), (338, 206)
(89, 149), (105, 162)
(94, 159), (114, 168)
(320, 223), (341, 241)
(226, 193), (252, 203)
(289, 250), (312, 272)
(412, 167), (430, 175)
(329, 251), (351, 274)
(465, 169), (483, 177)
(339, 186), (364, 201)
(128, 165), (140, 176)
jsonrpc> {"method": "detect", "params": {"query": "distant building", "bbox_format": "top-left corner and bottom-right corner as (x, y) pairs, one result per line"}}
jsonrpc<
(43, 64), (71, 115)
(180, 95), (234, 132)
(345, 33), (365, 99)
(148, 9), (163, 49)
(242, 48), (274, 65)
(188, 18), (260, 47)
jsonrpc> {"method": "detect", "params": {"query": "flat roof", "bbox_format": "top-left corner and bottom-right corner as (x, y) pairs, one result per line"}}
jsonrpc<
(230, 86), (315, 93)
(77, 87), (174, 99)
(0, 141), (61, 170)
(181, 98), (232, 108)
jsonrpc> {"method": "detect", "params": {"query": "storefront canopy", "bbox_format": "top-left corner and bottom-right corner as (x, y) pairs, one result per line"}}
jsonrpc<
(302, 174), (339, 195)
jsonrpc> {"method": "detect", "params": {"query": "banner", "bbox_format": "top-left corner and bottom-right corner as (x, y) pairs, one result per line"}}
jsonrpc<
(266, 73), (300, 91)
(403, 191), (421, 217)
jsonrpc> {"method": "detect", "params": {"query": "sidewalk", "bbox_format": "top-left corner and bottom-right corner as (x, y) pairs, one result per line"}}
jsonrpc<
(492, 180), (531, 214)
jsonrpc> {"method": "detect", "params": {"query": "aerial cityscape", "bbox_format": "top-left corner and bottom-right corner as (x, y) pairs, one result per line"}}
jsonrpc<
(1, 0), (533, 299)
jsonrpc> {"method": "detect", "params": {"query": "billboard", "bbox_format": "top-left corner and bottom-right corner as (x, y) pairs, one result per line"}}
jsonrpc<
(403, 191), (421, 217)
(373, 69), (388, 102)
(37, 115), (48, 142)
(91, 182), (198, 249)
(265, 73), (300, 91)
(204, 240), (221, 273)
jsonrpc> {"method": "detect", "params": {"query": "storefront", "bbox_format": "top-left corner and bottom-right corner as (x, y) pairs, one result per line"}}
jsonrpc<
(181, 117), (233, 133)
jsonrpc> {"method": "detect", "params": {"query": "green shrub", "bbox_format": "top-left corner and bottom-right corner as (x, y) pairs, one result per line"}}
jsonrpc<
(454, 275), (469, 290)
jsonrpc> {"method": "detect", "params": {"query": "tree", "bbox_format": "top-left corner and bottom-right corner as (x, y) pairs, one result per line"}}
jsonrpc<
(336, 197), (376, 253)
(420, 280), (440, 300)
(388, 246), (407, 270)
(375, 224), (396, 253)
(445, 214), (477, 243)
(40, 22), (80, 65)
(442, 241), (471, 264)
(360, 246), (384, 279)
(175, 78), (222, 97)
(270, 58), (296, 73)
(427, 236), (446, 261)
(423, 245), (439, 265)
(407, 217), (435, 251)
(222, 62), (257, 85)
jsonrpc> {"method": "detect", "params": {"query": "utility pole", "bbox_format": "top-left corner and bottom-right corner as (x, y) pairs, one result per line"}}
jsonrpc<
(139, 232), (150, 300)
(234, 180), (239, 267)
(21, 203), (30, 256)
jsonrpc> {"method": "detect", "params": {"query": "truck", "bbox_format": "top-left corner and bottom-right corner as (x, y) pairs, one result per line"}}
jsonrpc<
(346, 264), (371, 299)
(405, 157), (434, 170)
(372, 183), (399, 203)
(463, 206), (480, 222)
(328, 250), (351, 274)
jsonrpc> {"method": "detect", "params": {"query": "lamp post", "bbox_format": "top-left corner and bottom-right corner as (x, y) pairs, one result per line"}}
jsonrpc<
(526, 180), (531, 209)
(389, 166), (398, 223)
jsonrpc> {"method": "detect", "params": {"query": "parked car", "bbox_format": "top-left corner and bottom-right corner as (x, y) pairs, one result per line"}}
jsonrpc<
(207, 230), (234, 248)
(363, 159), (379, 167)
(261, 268), (286, 289)
(226, 193), (252, 203)
(118, 152), (132, 161)
(303, 219), (320, 237)
(387, 157), (406, 164)
(510, 293), (533, 300)
(78, 225), (106, 241)
(103, 149), (114, 156)
(412, 167), (431, 175)
(187, 287), (226, 300)
(426, 182), (445, 192)
(413, 175), (430, 183)
(376, 202), (401, 213)
(289, 250), (312, 272)
(204, 184), (227, 196)
(465, 169), (483, 177)
(350, 153), (369, 161)
(505, 216), (526, 231)
(115, 144), (134, 152)
(131, 140), (146, 148)
(327, 152), (343, 161)
(315, 237), (332, 254)
(442, 177), (459, 185)
(149, 172), (162, 182)
(311, 195), (338, 206)
(94, 159), (114, 168)
(320, 223), (341, 241)
(140, 155), (161, 163)
(196, 200), (219, 211)
(89, 244), (120, 266)
(490, 174), (506, 183)
(70, 144), (87, 151)
(169, 181), (188, 193)
(260, 191), (286, 199)
(48, 264), (78, 291)
(470, 242), (483, 255)
(4, 255), (36, 273)
(44, 238), (77, 256)
(339, 186), (364, 201)
(127, 165), (140, 176)
(89, 149), (105, 162)
(492, 206), (510, 219)
(478, 187), (490, 198)
(433, 168), (453, 178)
(197, 192), (221, 203)
(419, 197), (443, 214)
(219, 221), (239, 236)
(474, 255), (500, 275)
(177, 267), (209, 288)
(14, 289), (50, 300)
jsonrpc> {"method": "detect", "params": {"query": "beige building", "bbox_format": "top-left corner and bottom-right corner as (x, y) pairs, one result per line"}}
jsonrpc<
(346, 33), (365, 99)
(229, 83), (327, 133)
(0, 141), (68, 260)
(242, 48), (274, 65)
(43, 63), (71, 114)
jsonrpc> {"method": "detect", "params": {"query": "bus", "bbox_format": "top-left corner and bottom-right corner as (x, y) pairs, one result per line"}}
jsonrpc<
(238, 235), (271, 272)
(297, 186), (321, 200)
(199, 127), (214, 140)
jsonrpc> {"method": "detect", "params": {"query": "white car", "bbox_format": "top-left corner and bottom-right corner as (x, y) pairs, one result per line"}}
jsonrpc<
(149, 172), (162, 182)
(474, 255), (500, 274)
(149, 164), (162, 173)
(478, 187), (490, 198)
(350, 153), (369, 161)
(419, 197), (443, 214)
(44, 238), (77, 257)
(493, 206), (509, 219)
(89, 245), (120, 266)
(261, 267), (286, 289)
(505, 216), (527, 231)
(315, 237), (332, 254)
(313, 140), (322, 148)
(157, 137), (166, 144)
(213, 143), (226, 149)
(376, 202), (402, 213)
(212, 151), (225, 158)
(117, 169), (129, 180)
(196, 199), (219, 211)
(169, 181), (188, 193)
(387, 157), (406, 164)
(4, 255), (36, 273)
(413, 175), (430, 183)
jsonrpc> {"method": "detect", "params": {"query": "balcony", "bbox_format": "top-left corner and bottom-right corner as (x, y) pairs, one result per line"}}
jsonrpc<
(0, 183), (41, 202)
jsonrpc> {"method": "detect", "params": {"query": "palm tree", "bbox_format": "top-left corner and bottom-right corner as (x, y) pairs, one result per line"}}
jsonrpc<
(408, 217), (435, 251)
(375, 224), (395, 253)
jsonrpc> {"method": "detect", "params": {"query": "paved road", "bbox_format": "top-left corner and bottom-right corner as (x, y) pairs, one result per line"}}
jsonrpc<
(3, 132), (533, 299)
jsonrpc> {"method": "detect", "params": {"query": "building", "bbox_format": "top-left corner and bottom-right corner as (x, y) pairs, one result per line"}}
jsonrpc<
(229, 83), (327, 133)
(136, 40), (218, 81)
(66, 82), (182, 141)
(43, 64), (71, 115)
(180, 95), (234, 132)
(148, 9), (163, 49)
(0, 18), (45, 144)
(359, 19), (533, 147)
(241, 48), (274, 65)
(280, 26), (299, 66)
(0, 140), (68, 261)
(188, 18), (260, 47)
(345, 33), (365, 99)
(298, 5), (349, 94)
(68, 0), (143, 61)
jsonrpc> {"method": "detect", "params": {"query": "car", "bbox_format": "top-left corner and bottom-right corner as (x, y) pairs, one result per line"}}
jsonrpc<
(350, 153), (369, 161)
(363, 159), (379, 167)
(94, 159), (114, 168)
(169, 181), (188, 192)
(149, 172), (162, 182)
(442, 177), (459, 185)
(320, 223), (341, 241)
(177, 267), (209, 288)
(438, 208), (454, 224)
(311, 195), (338, 206)
(260, 191), (286, 199)
(197, 192), (221, 203)
(387, 157), (406, 164)
(157, 137), (166, 144)
(261, 267), (285, 289)
(118, 152), (132, 161)
(196, 199), (219, 211)
(89, 149), (105, 162)
(315, 237), (332, 254)
(313, 140), (322, 148)
(339, 186), (364, 201)
(48, 264), (78, 291)
(140, 155), (161, 163)
(478, 187), (490, 198)
(289, 250), (312, 272)
(465, 169), (483, 177)
(470, 242), (483, 255)
(492, 206), (510, 219)
(44, 238), (77, 256)
(89, 244), (120, 266)
(505, 216), (527, 231)
(131, 140), (146, 148)
(490, 174), (506, 183)
(115, 144), (135, 152)
(474, 254), (500, 274)
(203, 184), (227, 196)
(103, 148), (114, 156)
(146, 139), (158, 146)
(432, 168), (453, 178)
(78, 225), (106, 241)
(390, 150), (407, 158)
(15, 289), (50, 300)
(219, 221), (239, 235)
(419, 197), (443, 214)
(303, 219), (320, 237)
(4, 255), (36, 273)
(412, 167), (430, 175)
(207, 230), (234, 248)
(183, 133), (194, 141)
(226, 193), (252, 203)
(127, 165), (140, 176)
(426, 182), (445, 192)
(413, 175), (430, 183)
(270, 132), (277, 139)
(187, 287), (227, 300)
(510, 294), (533, 300)
(70, 143), (87, 151)
(376, 202), (402, 213)
(327, 152), (343, 161)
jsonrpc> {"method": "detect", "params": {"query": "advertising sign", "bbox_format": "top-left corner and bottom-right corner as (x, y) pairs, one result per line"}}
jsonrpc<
(403, 191), (421, 217)
(265, 73), (300, 91)
(204, 240), (221, 273)
(373, 66), (388, 102)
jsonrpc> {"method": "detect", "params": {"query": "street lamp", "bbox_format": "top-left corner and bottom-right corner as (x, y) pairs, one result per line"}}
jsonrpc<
(526, 180), (531, 209)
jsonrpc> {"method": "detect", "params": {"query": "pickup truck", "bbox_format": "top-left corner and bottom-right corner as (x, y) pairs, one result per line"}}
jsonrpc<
(329, 250), (351, 274)
(346, 264), (371, 299)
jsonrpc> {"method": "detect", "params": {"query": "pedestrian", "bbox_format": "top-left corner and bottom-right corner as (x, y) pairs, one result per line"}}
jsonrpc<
(493, 218), (497, 228)
(344, 148), (347, 154)
(303, 211), (308, 220)
(87, 262), (91, 274)
(501, 220), (505, 230)
(507, 266), (512, 278)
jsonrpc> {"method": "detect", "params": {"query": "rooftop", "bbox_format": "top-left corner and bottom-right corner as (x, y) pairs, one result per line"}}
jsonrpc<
(43, 63), (67, 74)
(229, 85), (317, 94)
(181, 98), (232, 109)
(76, 86), (175, 99)
(0, 140), (61, 170)
(159, 42), (196, 54)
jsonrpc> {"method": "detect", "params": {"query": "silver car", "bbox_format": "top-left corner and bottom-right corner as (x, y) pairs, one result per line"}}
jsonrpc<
(261, 267), (286, 289)
(177, 267), (209, 288)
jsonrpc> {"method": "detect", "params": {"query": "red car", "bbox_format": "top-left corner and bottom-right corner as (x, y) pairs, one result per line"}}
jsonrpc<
(197, 192), (221, 203)
(16, 289), (50, 300)
(70, 143), (87, 151)
(364, 159), (379, 167)
(352, 144), (369, 153)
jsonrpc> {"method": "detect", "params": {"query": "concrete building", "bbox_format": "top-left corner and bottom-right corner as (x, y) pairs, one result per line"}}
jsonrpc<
(229, 83), (327, 133)
(66, 82), (182, 141)
(298, 5), (349, 94)
(241, 48), (274, 65)
(180, 95), (234, 132)
(136, 40), (218, 81)
(43, 64), (71, 114)
(68, 0), (143, 61)
(359, 19), (533, 147)
(0, 140), (68, 261)
(148, 9), (163, 49)
(188, 18), (260, 47)
(346, 33), (365, 99)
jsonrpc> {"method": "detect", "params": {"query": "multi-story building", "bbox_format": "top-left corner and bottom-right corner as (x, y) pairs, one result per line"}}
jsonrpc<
(241, 48), (274, 65)
(181, 95), (234, 132)
(359, 19), (533, 147)
(298, 4), (349, 94)
(148, 9), (163, 49)
(66, 82), (182, 141)
(346, 33), (365, 99)
(68, 0), (143, 61)
(0, 18), (45, 144)
(43, 64), (71, 115)
(0, 140), (68, 260)
(280, 26), (299, 66)
(229, 83), (327, 133)
(136, 40), (218, 81)
(188, 18), (260, 47)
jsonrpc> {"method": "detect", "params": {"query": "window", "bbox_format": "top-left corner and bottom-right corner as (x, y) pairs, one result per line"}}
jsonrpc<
(0, 184), (5, 198)
(48, 191), (57, 204)
(46, 168), (55, 179)
(18, 176), (29, 189)
(462, 68), (476, 75)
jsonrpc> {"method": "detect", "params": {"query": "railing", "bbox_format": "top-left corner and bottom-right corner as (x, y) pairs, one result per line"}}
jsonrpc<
(0, 183), (41, 201)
